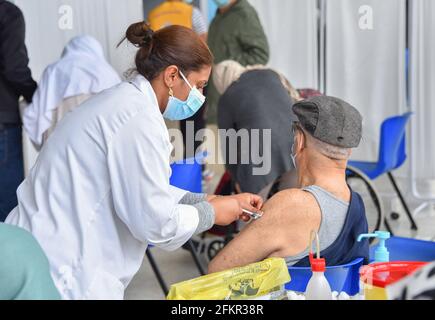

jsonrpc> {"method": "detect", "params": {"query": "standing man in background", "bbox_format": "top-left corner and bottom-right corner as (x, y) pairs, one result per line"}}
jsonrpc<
(148, 0), (209, 159)
(148, 0), (208, 41)
(207, 0), (269, 123)
(0, 0), (37, 222)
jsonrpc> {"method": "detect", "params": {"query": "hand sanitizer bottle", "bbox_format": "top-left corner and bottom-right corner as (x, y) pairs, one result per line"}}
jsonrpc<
(357, 231), (390, 263)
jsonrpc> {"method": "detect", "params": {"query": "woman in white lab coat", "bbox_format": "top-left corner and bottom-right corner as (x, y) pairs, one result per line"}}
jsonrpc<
(5, 22), (263, 300)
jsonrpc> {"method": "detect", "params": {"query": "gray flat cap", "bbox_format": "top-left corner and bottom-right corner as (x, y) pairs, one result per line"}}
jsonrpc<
(292, 96), (362, 148)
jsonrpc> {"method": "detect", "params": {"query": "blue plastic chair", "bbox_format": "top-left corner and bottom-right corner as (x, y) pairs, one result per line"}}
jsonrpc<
(285, 258), (364, 296)
(147, 153), (208, 296)
(370, 237), (435, 262)
(169, 152), (207, 193)
(348, 113), (418, 231)
(170, 152), (208, 275)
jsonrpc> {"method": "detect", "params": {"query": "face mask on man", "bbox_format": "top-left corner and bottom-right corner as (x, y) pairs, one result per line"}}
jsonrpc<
(213, 0), (231, 9)
(163, 70), (206, 121)
(291, 143), (298, 170)
(291, 125), (300, 169)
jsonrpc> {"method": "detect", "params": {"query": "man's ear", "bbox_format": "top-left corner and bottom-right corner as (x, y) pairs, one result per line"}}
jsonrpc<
(163, 65), (179, 88)
(297, 131), (305, 152)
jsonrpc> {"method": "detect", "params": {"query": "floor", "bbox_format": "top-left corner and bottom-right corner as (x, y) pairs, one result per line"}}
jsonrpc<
(124, 126), (435, 300)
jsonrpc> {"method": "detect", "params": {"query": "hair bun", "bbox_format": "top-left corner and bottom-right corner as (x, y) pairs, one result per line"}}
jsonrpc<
(125, 21), (154, 48)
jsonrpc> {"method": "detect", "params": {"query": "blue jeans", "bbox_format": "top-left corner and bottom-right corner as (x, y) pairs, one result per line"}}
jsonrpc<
(0, 125), (24, 222)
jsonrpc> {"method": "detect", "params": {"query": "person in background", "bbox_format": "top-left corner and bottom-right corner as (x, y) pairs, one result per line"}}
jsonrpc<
(207, 0), (269, 123)
(148, 0), (209, 160)
(148, 0), (207, 42)
(0, 223), (60, 300)
(209, 96), (369, 274)
(213, 60), (300, 194)
(0, 0), (37, 222)
(23, 35), (121, 150)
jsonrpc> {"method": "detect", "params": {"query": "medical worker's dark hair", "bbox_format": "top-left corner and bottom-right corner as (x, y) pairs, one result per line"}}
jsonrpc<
(119, 22), (213, 80)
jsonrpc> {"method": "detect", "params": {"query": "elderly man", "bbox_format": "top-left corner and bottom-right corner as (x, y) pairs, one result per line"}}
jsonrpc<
(209, 96), (369, 273)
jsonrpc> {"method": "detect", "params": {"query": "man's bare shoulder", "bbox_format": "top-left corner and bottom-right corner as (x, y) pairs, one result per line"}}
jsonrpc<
(263, 188), (310, 210)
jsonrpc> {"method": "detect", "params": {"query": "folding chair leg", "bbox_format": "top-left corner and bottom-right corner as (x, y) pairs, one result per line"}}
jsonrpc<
(387, 172), (418, 231)
(186, 240), (207, 276)
(146, 249), (169, 296)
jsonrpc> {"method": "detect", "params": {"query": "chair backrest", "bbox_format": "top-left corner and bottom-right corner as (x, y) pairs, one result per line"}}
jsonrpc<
(377, 112), (412, 172)
(169, 152), (206, 193)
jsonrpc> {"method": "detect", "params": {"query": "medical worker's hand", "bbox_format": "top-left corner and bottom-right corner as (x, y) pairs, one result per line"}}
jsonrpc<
(210, 197), (243, 226)
(229, 193), (264, 222)
(209, 193), (264, 225)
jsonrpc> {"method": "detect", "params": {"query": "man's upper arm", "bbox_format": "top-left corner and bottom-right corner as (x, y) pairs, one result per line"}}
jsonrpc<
(208, 192), (296, 274)
(208, 189), (315, 274)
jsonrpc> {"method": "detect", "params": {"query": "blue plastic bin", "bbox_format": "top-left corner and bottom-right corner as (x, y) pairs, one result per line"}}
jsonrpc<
(170, 153), (207, 193)
(370, 236), (435, 262)
(285, 257), (364, 295)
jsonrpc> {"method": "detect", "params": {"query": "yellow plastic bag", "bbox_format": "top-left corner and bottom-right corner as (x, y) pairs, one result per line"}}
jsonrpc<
(167, 258), (291, 300)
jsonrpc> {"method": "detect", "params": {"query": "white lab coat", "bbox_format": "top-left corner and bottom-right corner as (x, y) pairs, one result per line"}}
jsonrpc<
(6, 75), (200, 300)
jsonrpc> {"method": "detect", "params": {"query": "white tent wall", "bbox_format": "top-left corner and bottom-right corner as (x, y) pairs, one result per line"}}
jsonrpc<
(248, 0), (319, 89)
(325, 0), (407, 164)
(409, 0), (435, 199)
(9, 0), (144, 173)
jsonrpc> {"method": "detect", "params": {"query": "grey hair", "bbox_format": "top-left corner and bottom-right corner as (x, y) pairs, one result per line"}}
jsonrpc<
(308, 136), (351, 160)
(295, 124), (351, 160)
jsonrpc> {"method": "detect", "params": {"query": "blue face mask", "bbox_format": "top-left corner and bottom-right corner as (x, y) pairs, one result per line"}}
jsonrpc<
(213, 0), (231, 8)
(163, 70), (206, 121)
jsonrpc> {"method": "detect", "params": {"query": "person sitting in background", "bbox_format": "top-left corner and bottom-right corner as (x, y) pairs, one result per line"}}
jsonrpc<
(0, 223), (60, 300)
(22, 35), (121, 150)
(213, 60), (300, 194)
(209, 96), (369, 273)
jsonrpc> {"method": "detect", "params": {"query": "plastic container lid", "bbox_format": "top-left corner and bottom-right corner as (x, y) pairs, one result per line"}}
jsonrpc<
(360, 261), (427, 288)
(309, 253), (326, 272)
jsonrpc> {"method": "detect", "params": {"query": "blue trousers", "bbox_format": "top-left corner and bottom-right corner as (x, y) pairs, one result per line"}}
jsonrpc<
(0, 125), (24, 222)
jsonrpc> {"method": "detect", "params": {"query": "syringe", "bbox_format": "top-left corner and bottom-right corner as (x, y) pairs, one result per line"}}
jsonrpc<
(242, 209), (263, 220)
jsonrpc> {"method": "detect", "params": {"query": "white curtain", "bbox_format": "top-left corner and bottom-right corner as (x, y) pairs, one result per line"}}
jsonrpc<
(409, 0), (435, 197)
(325, 0), (407, 162)
(248, 0), (319, 89)
(9, 0), (144, 172)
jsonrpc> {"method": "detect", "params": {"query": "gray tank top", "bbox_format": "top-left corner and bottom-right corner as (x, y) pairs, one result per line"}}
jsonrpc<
(285, 185), (349, 266)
